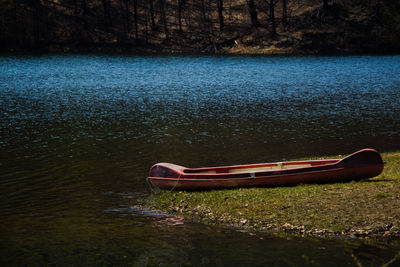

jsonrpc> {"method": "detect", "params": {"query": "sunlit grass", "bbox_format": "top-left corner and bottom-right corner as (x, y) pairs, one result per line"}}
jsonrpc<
(144, 151), (400, 237)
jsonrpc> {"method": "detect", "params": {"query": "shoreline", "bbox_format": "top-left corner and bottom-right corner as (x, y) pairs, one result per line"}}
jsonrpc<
(2, 47), (399, 59)
(2, 45), (400, 56)
(142, 151), (400, 239)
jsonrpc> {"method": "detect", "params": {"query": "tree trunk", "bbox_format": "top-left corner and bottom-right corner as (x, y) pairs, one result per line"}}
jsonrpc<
(82, 0), (88, 17)
(269, 0), (276, 35)
(159, 0), (169, 39)
(149, 0), (155, 29)
(201, 0), (207, 23)
(125, 0), (130, 34)
(323, 0), (328, 9)
(144, 0), (149, 42)
(248, 0), (259, 28)
(282, 0), (287, 24)
(102, 0), (112, 27)
(31, 0), (41, 47)
(178, 0), (185, 32)
(133, 0), (138, 39)
(217, 0), (224, 31)
(12, 0), (19, 45)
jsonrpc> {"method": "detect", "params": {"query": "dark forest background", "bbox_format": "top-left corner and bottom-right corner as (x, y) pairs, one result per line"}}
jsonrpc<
(1, 0), (399, 53)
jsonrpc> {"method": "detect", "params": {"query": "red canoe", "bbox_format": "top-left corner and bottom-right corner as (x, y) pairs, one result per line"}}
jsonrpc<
(148, 149), (384, 190)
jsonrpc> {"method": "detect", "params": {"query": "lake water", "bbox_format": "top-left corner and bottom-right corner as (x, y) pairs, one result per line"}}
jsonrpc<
(1, 54), (400, 265)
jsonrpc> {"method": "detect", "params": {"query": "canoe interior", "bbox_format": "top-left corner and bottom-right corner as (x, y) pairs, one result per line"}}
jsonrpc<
(183, 159), (339, 174)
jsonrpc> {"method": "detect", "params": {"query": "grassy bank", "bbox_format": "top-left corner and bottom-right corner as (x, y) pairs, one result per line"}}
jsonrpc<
(143, 151), (400, 238)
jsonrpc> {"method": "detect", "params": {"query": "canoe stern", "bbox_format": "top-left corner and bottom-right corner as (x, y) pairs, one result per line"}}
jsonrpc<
(148, 163), (186, 189)
(149, 163), (184, 178)
(338, 148), (384, 180)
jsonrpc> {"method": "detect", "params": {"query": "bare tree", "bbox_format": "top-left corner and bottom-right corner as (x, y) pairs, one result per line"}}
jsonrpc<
(149, 0), (155, 29)
(217, 0), (224, 31)
(178, 0), (186, 32)
(133, 0), (138, 39)
(201, 0), (207, 23)
(282, 0), (287, 24)
(264, 0), (277, 35)
(159, 0), (169, 39)
(323, 0), (328, 9)
(123, 0), (130, 35)
(248, 0), (259, 28)
(101, 0), (113, 27)
(30, 0), (42, 46)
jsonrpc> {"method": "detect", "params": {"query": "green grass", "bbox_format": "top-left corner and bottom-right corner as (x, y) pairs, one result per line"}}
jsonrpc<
(143, 151), (400, 238)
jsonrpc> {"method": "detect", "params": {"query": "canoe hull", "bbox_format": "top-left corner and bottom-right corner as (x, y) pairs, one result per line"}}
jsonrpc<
(148, 149), (384, 190)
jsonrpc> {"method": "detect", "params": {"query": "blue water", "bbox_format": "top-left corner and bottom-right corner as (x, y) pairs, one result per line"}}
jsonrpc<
(1, 54), (400, 265)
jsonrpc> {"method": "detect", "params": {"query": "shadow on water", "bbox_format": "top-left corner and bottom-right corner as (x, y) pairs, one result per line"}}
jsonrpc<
(1, 54), (400, 265)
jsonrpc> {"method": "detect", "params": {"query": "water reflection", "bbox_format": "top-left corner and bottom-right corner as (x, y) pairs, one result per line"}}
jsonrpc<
(1, 54), (400, 265)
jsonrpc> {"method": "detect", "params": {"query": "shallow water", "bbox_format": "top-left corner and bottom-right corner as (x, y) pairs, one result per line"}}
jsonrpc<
(1, 54), (400, 265)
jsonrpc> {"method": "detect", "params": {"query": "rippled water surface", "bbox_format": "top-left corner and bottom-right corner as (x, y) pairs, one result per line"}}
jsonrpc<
(1, 54), (400, 265)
